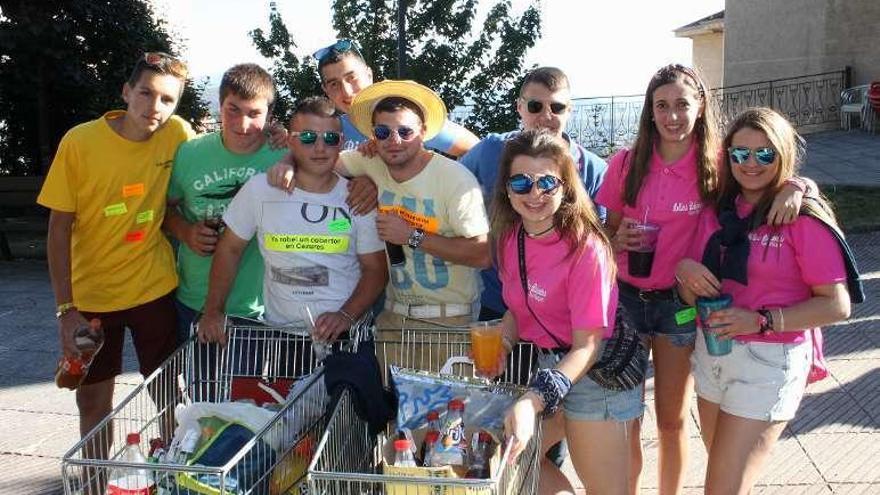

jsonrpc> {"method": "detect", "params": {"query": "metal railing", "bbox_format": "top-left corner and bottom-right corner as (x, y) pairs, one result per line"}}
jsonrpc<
(450, 69), (848, 158)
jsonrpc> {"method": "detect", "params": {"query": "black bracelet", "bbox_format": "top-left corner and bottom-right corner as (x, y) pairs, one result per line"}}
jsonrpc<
(528, 368), (572, 417)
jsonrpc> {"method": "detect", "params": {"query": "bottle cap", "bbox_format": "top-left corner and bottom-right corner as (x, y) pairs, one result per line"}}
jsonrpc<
(126, 433), (140, 445)
(393, 439), (411, 451)
(478, 431), (492, 443)
(426, 410), (440, 421)
(448, 399), (465, 411)
(425, 431), (440, 443)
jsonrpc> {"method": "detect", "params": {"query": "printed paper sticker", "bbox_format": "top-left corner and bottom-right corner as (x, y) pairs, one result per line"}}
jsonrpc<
(125, 230), (146, 243)
(122, 183), (145, 198)
(104, 203), (128, 217)
(675, 307), (697, 325)
(378, 205), (439, 233)
(327, 218), (352, 233)
(264, 234), (349, 253)
(136, 210), (154, 224)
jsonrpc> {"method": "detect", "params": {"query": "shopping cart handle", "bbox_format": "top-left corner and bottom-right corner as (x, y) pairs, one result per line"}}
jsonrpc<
(439, 356), (474, 376)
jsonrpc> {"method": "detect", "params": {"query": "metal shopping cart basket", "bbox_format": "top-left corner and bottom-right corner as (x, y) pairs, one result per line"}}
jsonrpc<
(61, 316), (372, 495)
(307, 322), (543, 495)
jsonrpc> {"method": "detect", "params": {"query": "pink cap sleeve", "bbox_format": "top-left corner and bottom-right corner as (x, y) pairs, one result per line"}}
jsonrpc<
(568, 236), (617, 337)
(594, 149), (628, 213)
(790, 217), (847, 286)
(688, 208), (719, 260)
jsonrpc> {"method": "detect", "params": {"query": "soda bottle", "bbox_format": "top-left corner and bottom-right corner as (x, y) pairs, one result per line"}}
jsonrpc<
(55, 318), (103, 390)
(420, 430), (440, 468)
(430, 399), (467, 467)
(465, 431), (493, 478)
(425, 409), (441, 431)
(393, 439), (417, 467)
(107, 433), (156, 495)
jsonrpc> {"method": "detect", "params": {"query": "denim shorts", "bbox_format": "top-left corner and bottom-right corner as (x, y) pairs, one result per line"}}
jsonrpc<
(691, 331), (812, 421)
(537, 347), (644, 422)
(618, 285), (697, 347)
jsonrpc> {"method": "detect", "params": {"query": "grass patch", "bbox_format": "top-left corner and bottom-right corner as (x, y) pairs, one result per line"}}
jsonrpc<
(820, 184), (880, 233)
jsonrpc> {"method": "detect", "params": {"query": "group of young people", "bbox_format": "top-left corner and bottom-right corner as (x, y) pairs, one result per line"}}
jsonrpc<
(40, 39), (861, 495)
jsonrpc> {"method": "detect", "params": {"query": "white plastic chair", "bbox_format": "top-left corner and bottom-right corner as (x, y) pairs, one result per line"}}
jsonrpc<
(840, 85), (874, 131)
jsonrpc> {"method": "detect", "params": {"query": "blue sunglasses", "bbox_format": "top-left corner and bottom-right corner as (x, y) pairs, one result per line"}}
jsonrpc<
(507, 173), (564, 195)
(312, 39), (362, 62)
(729, 146), (777, 166)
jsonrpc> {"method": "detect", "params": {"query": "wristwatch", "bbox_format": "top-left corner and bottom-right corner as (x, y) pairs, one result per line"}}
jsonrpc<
(56, 302), (77, 319)
(756, 309), (774, 334)
(407, 228), (426, 249)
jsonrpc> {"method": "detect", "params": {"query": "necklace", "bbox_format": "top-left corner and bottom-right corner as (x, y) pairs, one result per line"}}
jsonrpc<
(525, 224), (555, 238)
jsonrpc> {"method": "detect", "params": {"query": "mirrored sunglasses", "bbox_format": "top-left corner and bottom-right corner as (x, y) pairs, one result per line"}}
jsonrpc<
(507, 173), (564, 195)
(728, 146), (777, 166)
(523, 99), (567, 115)
(292, 130), (341, 146)
(312, 39), (363, 62)
(373, 125), (417, 141)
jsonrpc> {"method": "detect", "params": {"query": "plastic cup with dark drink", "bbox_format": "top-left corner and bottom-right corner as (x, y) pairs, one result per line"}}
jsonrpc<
(696, 294), (734, 356)
(204, 213), (225, 234)
(386, 243), (405, 266)
(627, 222), (660, 278)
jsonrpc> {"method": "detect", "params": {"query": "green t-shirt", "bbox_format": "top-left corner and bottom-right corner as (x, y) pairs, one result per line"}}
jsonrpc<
(168, 132), (285, 316)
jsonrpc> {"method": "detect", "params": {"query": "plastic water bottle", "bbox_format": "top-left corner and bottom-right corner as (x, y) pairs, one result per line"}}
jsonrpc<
(106, 433), (156, 495)
(430, 399), (467, 467)
(393, 439), (417, 467)
(465, 431), (493, 478)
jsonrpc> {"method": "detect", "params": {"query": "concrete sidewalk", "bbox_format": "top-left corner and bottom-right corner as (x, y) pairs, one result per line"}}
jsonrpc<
(1, 229), (877, 494)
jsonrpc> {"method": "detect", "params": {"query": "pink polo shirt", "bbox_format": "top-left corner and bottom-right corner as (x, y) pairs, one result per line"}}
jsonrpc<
(689, 199), (847, 344)
(499, 228), (618, 348)
(595, 142), (705, 289)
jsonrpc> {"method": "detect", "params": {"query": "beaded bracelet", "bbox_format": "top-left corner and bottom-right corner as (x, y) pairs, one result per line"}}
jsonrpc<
(337, 309), (356, 324)
(528, 368), (572, 417)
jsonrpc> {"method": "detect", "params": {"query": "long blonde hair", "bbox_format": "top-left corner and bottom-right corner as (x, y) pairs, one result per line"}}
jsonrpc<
(624, 64), (720, 206)
(490, 130), (613, 268)
(718, 107), (838, 230)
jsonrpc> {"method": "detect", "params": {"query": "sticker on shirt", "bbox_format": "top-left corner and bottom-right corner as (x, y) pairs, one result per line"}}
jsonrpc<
(136, 210), (154, 224)
(270, 265), (329, 287)
(125, 230), (145, 243)
(104, 202), (128, 217)
(122, 183), (145, 198)
(327, 218), (352, 233)
(264, 233), (349, 253)
(378, 205), (439, 234)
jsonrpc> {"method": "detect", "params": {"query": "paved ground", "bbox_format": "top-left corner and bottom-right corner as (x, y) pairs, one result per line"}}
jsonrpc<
(0, 128), (878, 494)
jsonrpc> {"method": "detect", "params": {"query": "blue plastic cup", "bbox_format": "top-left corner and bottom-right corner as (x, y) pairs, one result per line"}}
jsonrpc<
(696, 294), (734, 356)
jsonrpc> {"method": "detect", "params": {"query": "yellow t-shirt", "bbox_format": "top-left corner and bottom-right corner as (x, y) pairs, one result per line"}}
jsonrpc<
(339, 151), (489, 306)
(37, 111), (195, 312)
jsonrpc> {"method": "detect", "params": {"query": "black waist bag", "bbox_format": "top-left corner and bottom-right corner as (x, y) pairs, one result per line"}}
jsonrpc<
(585, 304), (648, 391)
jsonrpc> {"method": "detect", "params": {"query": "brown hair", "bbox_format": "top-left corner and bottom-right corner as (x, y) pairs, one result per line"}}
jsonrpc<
(718, 107), (838, 230)
(519, 67), (570, 95)
(623, 64), (720, 206)
(126, 52), (188, 87)
(372, 96), (425, 124)
(219, 63), (275, 107)
(491, 129), (613, 270)
(290, 96), (337, 123)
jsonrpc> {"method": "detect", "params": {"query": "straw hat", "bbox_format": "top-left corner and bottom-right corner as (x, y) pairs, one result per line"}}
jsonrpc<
(348, 80), (448, 141)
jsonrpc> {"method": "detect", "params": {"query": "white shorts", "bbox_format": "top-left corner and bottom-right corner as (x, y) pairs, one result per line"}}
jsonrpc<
(691, 330), (812, 422)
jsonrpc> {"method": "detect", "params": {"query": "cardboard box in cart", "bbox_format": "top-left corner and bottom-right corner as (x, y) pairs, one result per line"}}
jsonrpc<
(382, 427), (508, 495)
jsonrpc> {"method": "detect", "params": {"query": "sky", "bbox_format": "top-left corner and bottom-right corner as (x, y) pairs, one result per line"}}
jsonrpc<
(158, 0), (725, 98)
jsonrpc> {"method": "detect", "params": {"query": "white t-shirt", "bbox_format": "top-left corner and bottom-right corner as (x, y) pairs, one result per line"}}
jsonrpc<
(339, 151), (489, 306)
(224, 173), (385, 325)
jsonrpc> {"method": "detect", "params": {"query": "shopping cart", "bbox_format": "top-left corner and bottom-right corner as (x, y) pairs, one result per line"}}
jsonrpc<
(307, 323), (543, 494)
(61, 316), (371, 495)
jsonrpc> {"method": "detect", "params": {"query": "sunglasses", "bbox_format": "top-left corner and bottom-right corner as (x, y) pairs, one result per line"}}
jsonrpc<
(728, 146), (777, 166)
(291, 130), (341, 146)
(507, 173), (564, 195)
(522, 98), (567, 115)
(373, 125), (418, 141)
(312, 39), (363, 62)
(142, 52), (188, 79)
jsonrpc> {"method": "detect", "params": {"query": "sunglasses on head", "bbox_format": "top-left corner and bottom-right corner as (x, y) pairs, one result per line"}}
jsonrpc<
(728, 146), (777, 166)
(312, 39), (363, 63)
(291, 130), (341, 146)
(522, 98), (567, 115)
(142, 52), (188, 78)
(373, 125), (417, 141)
(507, 173), (564, 195)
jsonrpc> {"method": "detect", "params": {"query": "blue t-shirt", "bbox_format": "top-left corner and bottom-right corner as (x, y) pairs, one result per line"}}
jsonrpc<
(340, 113), (460, 153)
(460, 131), (608, 314)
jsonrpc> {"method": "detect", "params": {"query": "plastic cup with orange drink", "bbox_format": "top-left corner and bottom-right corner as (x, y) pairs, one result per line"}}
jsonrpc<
(470, 321), (504, 377)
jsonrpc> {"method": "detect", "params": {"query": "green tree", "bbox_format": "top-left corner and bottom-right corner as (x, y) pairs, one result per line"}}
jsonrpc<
(252, 0), (541, 135)
(0, 0), (210, 176)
